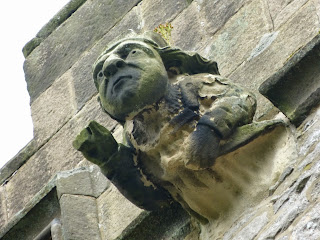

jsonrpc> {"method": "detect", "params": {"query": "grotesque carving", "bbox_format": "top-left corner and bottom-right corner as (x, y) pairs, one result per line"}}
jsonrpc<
(73, 32), (258, 222)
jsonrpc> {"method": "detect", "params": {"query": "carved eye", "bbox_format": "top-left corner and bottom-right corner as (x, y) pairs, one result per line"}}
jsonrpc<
(96, 71), (106, 86)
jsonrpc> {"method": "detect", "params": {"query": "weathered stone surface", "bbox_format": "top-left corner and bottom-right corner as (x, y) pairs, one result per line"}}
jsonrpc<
(203, 0), (269, 76)
(70, 6), (143, 110)
(1, 189), (60, 240)
(118, 203), (191, 240)
(171, 1), (206, 51)
(24, 0), (141, 103)
(56, 168), (94, 199)
(97, 184), (144, 240)
(22, 0), (87, 57)
(267, 0), (309, 29)
(31, 71), (76, 144)
(196, 0), (248, 36)
(0, 186), (7, 230)
(291, 202), (320, 240)
(60, 194), (101, 240)
(229, 0), (319, 119)
(223, 208), (257, 240)
(257, 196), (309, 239)
(233, 211), (269, 240)
(140, 0), (190, 30)
(0, 139), (38, 186)
(259, 34), (320, 126)
(56, 166), (109, 199)
(5, 95), (116, 221)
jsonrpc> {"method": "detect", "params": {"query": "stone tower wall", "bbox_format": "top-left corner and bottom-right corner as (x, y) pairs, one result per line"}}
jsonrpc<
(1, 0), (320, 239)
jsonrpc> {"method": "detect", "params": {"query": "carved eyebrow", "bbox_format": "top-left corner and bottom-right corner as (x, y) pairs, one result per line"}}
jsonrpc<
(117, 43), (155, 57)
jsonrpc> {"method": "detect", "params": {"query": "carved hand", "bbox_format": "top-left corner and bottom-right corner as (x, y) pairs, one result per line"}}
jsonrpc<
(185, 124), (220, 170)
(73, 121), (118, 166)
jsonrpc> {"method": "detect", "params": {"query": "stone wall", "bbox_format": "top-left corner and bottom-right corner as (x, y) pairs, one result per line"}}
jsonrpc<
(0, 0), (320, 239)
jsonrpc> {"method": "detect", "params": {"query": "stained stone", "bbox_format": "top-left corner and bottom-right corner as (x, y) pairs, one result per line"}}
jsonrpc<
(233, 212), (269, 240)
(140, 0), (190, 30)
(206, 0), (268, 76)
(31, 71), (76, 145)
(96, 184), (144, 240)
(259, 34), (320, 126)
(24, 0), (141, 103)
(60, 194), (101, 240)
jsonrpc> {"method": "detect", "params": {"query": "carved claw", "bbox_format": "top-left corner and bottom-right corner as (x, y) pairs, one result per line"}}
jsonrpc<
(73, 121), (118, 166)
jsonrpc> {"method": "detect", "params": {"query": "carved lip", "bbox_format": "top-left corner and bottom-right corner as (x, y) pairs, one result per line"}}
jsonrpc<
(112, 75), (132, 93)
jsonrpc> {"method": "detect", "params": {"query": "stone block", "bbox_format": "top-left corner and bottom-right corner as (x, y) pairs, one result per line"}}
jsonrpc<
(140, 0), (190, 30)
(56, 166), (109, 199)
(22, 0), (87, 57)
(267, 0), (309, 29)
(97, 184), (144, 240)
(0, 139), (38, 185)
(229, 0), (319, 119)
(31, 71), (76, 144)
(0, 189), (60, 240)
(197, 0), (248, 36)
(60, 194), (101, 240)
(0, 186), (7, 231)
(5, 95), (117, 221)
(171, 1), (207, 51)
(232, 212), (269, 240)
(257, 197), (309, 239)
(24, 0), (141, 103)
(259, 34), (320, 126)
(69, 6), (143, 110)
(118, 203), (191, 240)
(203, 0), (269, 76)
(291, 203), (320, 239)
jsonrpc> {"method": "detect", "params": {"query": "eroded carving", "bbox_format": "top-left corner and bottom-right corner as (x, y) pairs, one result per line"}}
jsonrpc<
(73, 32), (288, 223)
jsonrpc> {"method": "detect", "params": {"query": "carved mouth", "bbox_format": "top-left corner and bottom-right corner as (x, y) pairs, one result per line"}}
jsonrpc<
(112, 75), (132, 93)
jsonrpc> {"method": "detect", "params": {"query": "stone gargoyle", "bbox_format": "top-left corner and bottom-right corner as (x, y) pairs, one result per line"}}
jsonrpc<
(73, 32), (288, 223)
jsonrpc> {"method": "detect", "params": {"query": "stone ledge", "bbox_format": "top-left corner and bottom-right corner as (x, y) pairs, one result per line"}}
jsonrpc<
(117, 203), (191, 240)
(22, 0), (87, 58)
(0, 139), (38, 186)
(259, 33), (320, 126)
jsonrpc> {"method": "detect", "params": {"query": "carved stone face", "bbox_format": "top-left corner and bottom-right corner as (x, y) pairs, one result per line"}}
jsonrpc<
(93, 40), (169, 121)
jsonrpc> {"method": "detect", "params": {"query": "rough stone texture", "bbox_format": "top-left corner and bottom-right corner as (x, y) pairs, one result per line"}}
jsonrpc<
(1, 189), (60, 240)
(22, 0), (87, 57)
(290, 202), (320, 240)
(31, 71), (76, 145)
(196, 0), (248, 36)
(203, 0), (269, 77)
(70, 6), (143, 110)
(4, 94), (116, 221)
(97, 184), (144, 240)
(60, 194), (101, 240)
(267, 0), (310, 29)
(118, 203), (191, 240)
(259, 34), (320, 126)
(0, 139), (38, 185)
(2, 0), (320, 239)
(229, 0), (320, 119)
(233, 212), (269, 240)
(24, 0), (141, 103)
(56, 166), (109, 199)
(140, 0), (190, 30)
(0, 186), (7, 229)
(171, 1), (207, 51)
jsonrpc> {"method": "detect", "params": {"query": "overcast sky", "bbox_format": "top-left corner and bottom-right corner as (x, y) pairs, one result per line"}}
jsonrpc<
(0, 0), (71, 168)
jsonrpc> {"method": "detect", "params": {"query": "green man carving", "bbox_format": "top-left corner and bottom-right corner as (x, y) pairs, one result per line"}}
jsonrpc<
(73, 32), (256, 222)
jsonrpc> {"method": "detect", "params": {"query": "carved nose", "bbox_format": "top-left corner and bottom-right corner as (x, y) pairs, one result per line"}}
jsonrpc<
(102, 57), (125, 77)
